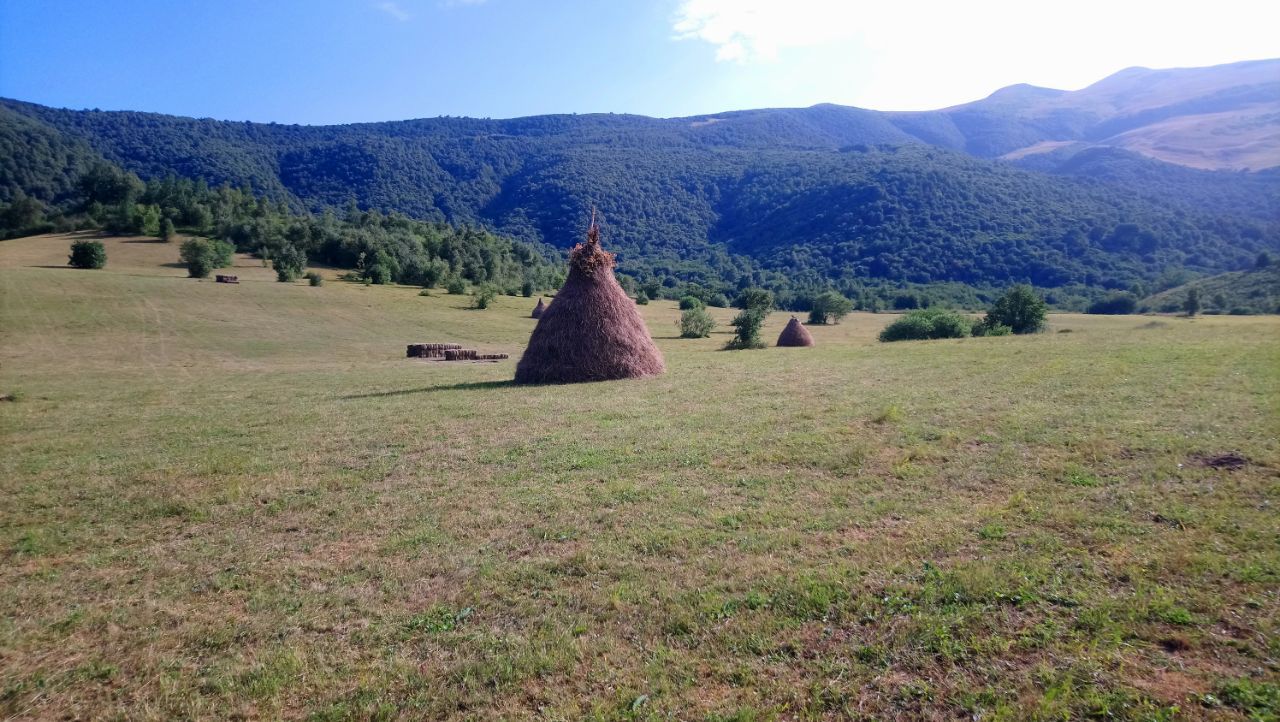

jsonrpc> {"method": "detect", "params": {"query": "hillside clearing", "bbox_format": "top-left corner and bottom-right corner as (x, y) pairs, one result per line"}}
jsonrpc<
(2, 234), (1278, 720)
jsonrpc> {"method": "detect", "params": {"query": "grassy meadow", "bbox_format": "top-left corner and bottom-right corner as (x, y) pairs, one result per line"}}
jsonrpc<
(2, 234), (1278, 720)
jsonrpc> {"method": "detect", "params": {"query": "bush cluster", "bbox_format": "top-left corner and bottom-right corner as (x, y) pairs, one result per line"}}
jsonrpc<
(1087, 293), (1138, 314)
(879, 308), (976, 342)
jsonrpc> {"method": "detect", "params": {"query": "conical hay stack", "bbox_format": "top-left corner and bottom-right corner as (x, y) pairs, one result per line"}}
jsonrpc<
(530, 297), (546, 318)
(776, 316), (815, 347)
(514, 222), (665, 384)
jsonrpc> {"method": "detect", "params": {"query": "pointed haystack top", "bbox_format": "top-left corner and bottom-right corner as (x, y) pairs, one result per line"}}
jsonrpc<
(571, 208), (615, 276)
(531, 297), (546, 318)
(514, 212), (665, 384)
(777, 315), (815, 347)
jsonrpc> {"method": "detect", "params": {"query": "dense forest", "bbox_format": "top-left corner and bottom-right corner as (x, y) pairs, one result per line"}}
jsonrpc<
(0, 105), (560, 293)
(2, 97), (1277, 309)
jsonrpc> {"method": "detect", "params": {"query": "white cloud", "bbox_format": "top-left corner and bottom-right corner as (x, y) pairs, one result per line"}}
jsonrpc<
(672, 0), (861, 62)
(376, 1), (410, 21)
(672, 0), (1280, 109)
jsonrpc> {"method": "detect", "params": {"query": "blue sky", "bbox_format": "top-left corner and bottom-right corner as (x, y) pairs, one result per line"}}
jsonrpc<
(1, 0), (1276, 125)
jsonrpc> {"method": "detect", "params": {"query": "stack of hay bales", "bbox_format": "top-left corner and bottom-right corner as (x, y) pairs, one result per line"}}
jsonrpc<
(531, 298), (546, 318)
(407, 343), (463, 358)
(515, 214), (665, 384)
(444, 348), (478, 361)
(776, 316), (815, 347)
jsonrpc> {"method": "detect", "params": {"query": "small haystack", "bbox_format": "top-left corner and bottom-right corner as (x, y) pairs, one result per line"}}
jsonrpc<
(776, 316), (814, 347)
(531, 297), (546, 318)
(514, 214), (665, 384)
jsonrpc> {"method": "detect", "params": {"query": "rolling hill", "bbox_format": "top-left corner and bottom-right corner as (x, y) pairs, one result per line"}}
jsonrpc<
(1142, 261), (1280, 314)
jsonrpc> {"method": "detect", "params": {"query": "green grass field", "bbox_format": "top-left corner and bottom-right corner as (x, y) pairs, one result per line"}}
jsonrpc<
(2, 234), (1278, 720)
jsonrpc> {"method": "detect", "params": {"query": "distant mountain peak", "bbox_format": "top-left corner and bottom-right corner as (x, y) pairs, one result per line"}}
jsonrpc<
(984, 83), (1066, 101)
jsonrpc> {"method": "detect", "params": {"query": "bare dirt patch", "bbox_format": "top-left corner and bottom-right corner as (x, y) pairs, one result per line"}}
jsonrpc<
(1190, 452), (1249, 471)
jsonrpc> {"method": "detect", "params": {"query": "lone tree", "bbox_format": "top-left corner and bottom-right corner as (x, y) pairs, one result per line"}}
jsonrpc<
(514, 212), (665, 384)
(68, 240), (106, 269)
(984, 284), (1047, 334)
(1184, 287), (1201, 317)
(273, 244), (306, 282)
(777, 316), (815, 346)
(807, 291), (853, 324)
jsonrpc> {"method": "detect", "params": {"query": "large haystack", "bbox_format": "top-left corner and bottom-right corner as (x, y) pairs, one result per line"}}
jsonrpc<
(776, 316), (815, 347)
(514, 217), (665, 384)
(530, 297), (546, 318)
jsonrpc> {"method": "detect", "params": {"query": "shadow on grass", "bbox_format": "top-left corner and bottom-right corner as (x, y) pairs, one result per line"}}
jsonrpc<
(340, 379), (513, 399)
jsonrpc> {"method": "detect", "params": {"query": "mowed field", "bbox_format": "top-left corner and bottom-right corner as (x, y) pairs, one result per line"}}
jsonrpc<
(2, 234), (1278, 720)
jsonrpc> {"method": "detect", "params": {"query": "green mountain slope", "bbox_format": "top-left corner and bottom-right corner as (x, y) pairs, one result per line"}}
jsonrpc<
(2, 66), (1277, 294)
(1142, 263), (1280, 314)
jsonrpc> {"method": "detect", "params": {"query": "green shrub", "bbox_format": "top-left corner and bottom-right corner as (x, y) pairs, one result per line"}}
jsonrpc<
(678, 307), (717, 338)
(159, 217), (175, 242)
(1212, 678), (1279, 717)
(445, 278), (467, 295)
(879, 308), (974, 342)
(725, 308), (766, 349)
(984, 285), (1047, 334)
(807, 290), (854, 324)
(972, 322), (1011, 337)
(521, 280), (534, 298)
(636, 291), (649, 305)
(708, 293), (730, 308)
(678, 295), (704, 310)
(472, 285), (497, 309)
(305, 271), (323, 287)
(179, 238), (233, 278)
(68, 240), (106, 269)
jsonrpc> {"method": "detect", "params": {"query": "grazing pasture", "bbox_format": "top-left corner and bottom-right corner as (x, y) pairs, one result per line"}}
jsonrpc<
(2, 234), (1277, 720)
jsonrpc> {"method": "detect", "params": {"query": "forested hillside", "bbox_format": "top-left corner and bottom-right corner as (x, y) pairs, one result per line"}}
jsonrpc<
(2, 80), (1277, 304)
